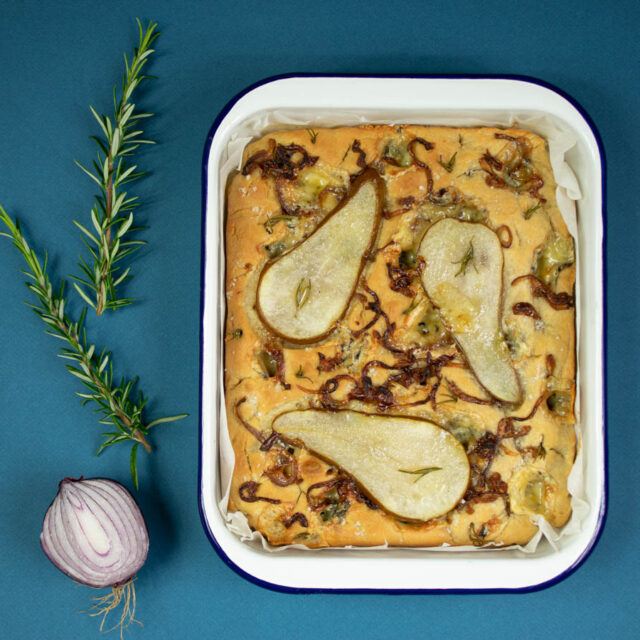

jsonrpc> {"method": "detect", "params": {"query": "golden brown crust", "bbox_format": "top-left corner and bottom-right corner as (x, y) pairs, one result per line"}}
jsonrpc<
(224, 125), (576, 548)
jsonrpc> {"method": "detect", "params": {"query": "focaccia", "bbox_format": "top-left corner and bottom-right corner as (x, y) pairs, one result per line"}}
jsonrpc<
(224, 125), (576, 548)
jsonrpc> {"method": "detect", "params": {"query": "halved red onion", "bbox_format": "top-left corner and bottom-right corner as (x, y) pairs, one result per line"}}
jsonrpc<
(40, 477), (149, 589)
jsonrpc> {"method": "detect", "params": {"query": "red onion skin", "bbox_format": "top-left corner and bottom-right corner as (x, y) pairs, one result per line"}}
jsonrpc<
(40, 477), (149, 589)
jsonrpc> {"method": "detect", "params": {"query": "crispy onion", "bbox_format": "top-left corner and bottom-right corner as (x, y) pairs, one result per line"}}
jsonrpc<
(444, 378), (495, 406)
(511, 274), (574, 310)
(467, 393), (546, 498)
(242, 140), (318, 180)
(351, 139), (367, 170)
(512, 301), (541, 320)
(238, 481), (280, 504)
(283, 512), (309, 528)
(264, 451), (299, 487)
(496, 224), (513, 248)
(386, 262), (416, 298)
(479, 133), (545, 201)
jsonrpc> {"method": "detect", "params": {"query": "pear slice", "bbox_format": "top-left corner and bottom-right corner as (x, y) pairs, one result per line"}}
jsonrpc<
(256, 169), (384, 343)
(417, 218), (521, 404)
(272, 410), (469, 522)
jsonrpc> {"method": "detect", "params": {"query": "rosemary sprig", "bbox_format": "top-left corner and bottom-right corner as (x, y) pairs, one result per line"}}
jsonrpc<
(73, 19), (159, 316)
(438, 152), (457, 173)
(0, 208), (187, 489)
(306, 128), (319, 144)
(452, 241), (478, 277)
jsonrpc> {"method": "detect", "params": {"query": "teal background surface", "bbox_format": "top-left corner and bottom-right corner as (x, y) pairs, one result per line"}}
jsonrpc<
(0, 0), (637, 637)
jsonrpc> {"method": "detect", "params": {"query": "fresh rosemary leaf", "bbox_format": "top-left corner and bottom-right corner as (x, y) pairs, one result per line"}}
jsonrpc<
(295, 365), (312, 382)
(523, 201), (543, 220)
(438, 152), (457, 173)
(436, 392), (458, 405)
(95, 433), (130, 455)
(306, 128), (319, 144)
(401, 296), (421, 315)
(452, 241), (477, 277)
(398, 467), (442, 483)
(146, 414), (189, 429)
(0, 207), (187, 488)
(73, 19), (158, 315)
(73, 282), (97, 309)
(130, 443), (140, 491)
(295, 277), (311, 309)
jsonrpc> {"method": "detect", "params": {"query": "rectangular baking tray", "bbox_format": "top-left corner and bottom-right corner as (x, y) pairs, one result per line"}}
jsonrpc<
(199, 75), (606, 592)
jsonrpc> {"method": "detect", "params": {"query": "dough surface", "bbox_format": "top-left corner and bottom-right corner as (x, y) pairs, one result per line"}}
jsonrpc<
(224, 125), (576, 548)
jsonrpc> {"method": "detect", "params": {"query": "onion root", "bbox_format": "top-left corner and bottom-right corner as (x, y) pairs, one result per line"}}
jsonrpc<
(87, 578), (141, 639)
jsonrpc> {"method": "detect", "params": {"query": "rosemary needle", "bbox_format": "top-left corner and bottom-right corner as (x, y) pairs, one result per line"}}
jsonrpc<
(73, 19), (159, 316)
(0, 207), (187, 489)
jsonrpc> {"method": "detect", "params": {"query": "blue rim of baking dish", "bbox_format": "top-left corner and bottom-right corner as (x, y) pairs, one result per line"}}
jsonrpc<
(198, 73), (608, 594)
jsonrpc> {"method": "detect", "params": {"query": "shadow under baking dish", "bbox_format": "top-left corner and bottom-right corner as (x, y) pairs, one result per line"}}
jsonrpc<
(198, 74), (607, 593)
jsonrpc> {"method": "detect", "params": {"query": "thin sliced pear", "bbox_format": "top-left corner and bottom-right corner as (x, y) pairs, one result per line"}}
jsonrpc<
(418, 219), (521, 404)
(272, 410), (469, 522)
(256, 169), (383, 343)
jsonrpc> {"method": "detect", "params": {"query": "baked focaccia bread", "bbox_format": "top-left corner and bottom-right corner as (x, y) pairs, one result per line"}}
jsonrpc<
(224, 125), (576, 548)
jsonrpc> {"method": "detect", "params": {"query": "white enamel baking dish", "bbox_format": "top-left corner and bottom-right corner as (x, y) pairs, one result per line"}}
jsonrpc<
(199, 75), (606, 592)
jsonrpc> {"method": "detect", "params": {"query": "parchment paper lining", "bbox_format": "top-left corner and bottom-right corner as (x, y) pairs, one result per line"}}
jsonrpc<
(216, 109), (586, 554)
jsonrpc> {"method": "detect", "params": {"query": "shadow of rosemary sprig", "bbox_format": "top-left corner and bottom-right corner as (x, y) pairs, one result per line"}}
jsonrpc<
(73, 19), (159, 316)
(0, 208), (187, 489)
